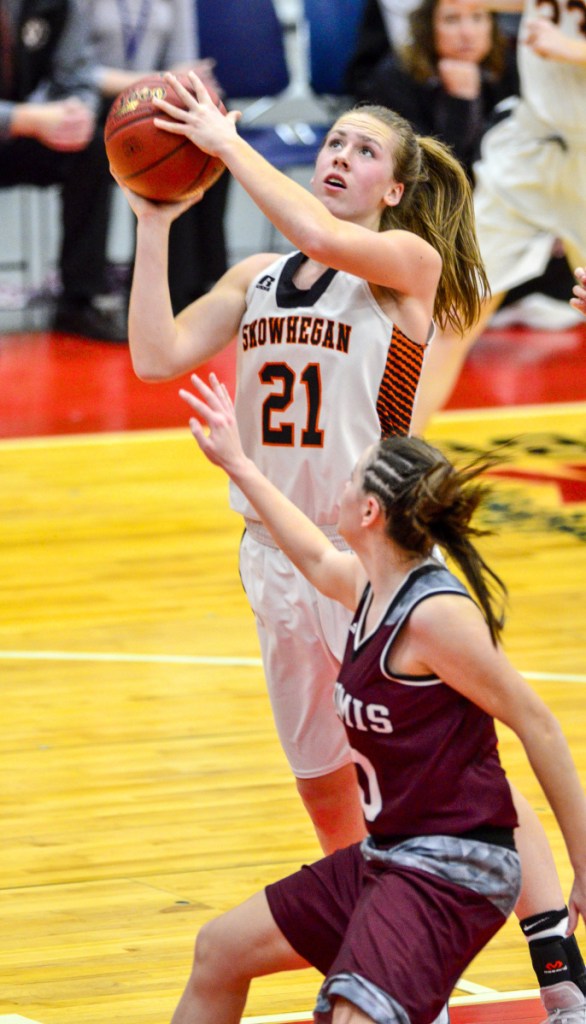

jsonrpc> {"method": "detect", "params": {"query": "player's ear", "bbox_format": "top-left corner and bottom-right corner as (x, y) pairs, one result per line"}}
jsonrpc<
(384, 180), (404, 207)
(362, 495), (381, 526)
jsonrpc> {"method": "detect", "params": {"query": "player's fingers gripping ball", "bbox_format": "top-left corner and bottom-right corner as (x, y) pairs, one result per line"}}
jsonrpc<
(104, 73), (226, 202)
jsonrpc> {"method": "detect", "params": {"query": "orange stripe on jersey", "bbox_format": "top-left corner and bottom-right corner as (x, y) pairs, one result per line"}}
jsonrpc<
(376, 325), (426, 437)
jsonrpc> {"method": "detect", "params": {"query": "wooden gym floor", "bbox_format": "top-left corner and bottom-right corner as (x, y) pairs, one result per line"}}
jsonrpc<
(1, 315), (586, 1024)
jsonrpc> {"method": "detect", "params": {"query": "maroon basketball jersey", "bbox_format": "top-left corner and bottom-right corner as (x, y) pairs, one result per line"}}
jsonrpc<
(335, 563), (517, 838)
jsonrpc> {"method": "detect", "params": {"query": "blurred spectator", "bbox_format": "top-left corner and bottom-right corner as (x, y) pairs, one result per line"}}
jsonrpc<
(346, 0), (520, 97)
(0, 0), (126, 341)
(410, 0), (586, 433)
(89, 0), (229, 315)
(348, 0), (518, 181)
(346, 0), (576, 332)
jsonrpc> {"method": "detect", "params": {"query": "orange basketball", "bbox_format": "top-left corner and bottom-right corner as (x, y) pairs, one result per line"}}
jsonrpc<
(104, 74), (226, 202)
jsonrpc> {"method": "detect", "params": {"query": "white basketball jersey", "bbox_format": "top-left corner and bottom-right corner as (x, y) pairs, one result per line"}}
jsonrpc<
(518, 0), (586, 137)
(230, 252), (427, 526)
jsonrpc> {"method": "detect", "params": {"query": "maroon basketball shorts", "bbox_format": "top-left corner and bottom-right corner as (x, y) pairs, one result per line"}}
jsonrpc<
(265, 836), (520, 1024)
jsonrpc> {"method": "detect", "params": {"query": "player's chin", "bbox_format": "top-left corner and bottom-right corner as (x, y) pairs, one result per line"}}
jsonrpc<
(318, 188), (351, 214)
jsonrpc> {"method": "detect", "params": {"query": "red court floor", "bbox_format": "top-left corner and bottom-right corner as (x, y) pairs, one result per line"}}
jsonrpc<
(287, 1001), (545, 1024)
(451, 1000), (543, 1023)
(1, 319), (586, 438)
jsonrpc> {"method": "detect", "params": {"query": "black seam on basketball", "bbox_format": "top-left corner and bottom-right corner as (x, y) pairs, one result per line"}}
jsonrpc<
(188, 152), (214, 188)
(105, 111), (170, 142)
(124, 138), (191, 181)
(106, 90), (221, 143)
(180, 154), (225, 196)
(105, 88), (225, 196)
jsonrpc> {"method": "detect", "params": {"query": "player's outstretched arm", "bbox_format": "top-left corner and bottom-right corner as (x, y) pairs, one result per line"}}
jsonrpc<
(415, 598), (586, 931)
(570, 267), (586, 318)
(180, 374), (363, 609)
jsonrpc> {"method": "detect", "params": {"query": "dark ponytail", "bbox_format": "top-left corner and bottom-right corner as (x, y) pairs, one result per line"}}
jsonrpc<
(362, 436), (507, 643)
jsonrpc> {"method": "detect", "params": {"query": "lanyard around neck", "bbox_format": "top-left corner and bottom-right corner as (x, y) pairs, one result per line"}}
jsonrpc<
(115, 0), (153, 65)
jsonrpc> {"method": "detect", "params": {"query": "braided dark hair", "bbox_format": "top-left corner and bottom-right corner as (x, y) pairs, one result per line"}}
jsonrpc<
(362, 436), (507, 643)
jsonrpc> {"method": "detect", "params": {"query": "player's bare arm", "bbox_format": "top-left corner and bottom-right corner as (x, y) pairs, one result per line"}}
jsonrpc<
(180, 373), (364, 609)
(129, 245), (274, 381)
(167, 254), (277, 375)
(404, 595), (586, 927)
(115, 170), (261, 381)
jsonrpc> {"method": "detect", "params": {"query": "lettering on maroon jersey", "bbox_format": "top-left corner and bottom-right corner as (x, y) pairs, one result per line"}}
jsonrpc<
(334, 682), (393, 734)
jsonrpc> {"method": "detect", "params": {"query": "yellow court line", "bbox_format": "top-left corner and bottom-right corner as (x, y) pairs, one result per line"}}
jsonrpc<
(0, 425), (187, 450)
(0, 649), (264, 667)
(0, 650), (585, 684)
(0, 1017), (44, 1024)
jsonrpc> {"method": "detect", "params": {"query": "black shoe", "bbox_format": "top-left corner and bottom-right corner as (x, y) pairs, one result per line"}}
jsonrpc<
(53, 299), (128, 344)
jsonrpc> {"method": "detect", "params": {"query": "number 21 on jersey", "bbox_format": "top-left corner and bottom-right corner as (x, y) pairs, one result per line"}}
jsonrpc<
(260, 362), (324, 447)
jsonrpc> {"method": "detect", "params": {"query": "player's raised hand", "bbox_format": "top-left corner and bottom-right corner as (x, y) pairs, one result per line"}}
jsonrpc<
(110, 169), (203, 222)
(180, 373), (247, 475)
(570, 267), (586, 318)
(523, 17), (584, 61)
(153, 71), (240, 156)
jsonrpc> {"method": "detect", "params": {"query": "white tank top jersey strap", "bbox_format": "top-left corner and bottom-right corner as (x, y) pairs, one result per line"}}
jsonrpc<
(230, 252), (430, 526)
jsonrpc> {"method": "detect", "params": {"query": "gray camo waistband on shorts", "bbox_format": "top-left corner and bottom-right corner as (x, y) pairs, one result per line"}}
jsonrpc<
(361, 833), (521, 917)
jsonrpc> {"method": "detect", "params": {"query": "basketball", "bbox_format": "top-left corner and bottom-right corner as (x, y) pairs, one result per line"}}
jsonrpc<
(104, 74), (227, 202)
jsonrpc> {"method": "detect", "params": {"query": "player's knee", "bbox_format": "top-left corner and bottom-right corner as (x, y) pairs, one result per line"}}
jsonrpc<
(193, 914), (254, 988)
(193, 916), (232, 984)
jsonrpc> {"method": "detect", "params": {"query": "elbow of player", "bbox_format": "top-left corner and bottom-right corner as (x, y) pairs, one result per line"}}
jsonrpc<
(130, 347), (176, 383)
(519, 702), (565, 754)
(294, 222), (337, 266)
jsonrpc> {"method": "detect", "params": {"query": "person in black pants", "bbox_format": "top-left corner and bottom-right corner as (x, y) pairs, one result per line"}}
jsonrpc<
(0, 0), (126, 341)
(167, 172), (230, 315)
